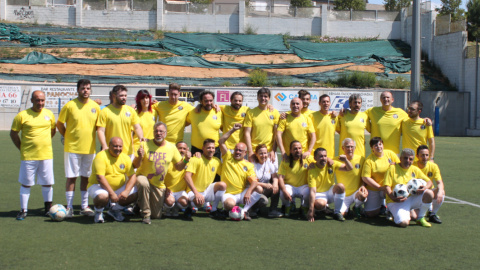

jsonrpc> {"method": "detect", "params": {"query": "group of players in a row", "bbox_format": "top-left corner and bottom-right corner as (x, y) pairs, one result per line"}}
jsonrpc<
(11, 80), (444, 227)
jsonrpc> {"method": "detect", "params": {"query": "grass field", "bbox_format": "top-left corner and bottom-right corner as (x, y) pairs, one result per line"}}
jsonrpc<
(1, 131), (479, 269)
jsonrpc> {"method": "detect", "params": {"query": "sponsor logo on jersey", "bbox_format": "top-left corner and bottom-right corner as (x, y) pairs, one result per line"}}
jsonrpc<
(126, 112), (131, 117)
(178, 106), (183, 110)
(44, 116), (50, 121)
(152, 116), (155, 121)
(421, 125), (426, 130)
(212, 167), (215, 172)
(91, 108), (96, 113)
(388, 158), (392, 163)
(412, 172), (416, 177)
(331, 119), (335, 124)
(328, 168), (333, 174)
(270, 115), (274, 120)
(428, 172), (433, 177)
(302, 122), (307, 128)
(360, 118), (364, 123)
(241, 113), (246, 117)
(393, 114), (398, 119)
(355, 163), (360, 169)
(213, 115), (217, 120)
(243, 166), (248, 171)
(119, 164), (125, 170)
(304, 164), (308, 168)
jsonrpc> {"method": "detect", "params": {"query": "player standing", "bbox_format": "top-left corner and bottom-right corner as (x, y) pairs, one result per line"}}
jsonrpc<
(133, 90), (157, 154)
(310, 94), (337, 159)
(219, 92), (249, 152)
(402, 101), (435, 160)
(298, 89), (314, 116)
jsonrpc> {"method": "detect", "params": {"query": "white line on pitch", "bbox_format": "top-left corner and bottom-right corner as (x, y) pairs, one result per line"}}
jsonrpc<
(445, 196), (480, 208)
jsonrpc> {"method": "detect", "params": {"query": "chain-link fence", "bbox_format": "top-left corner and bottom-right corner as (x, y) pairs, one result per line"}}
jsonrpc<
(8, 0), (75, 6)
(406, 1), (432, 16)
(466, 44), (479, 59)
(436, 14), (466, 36)
(329, 10), (399, 21)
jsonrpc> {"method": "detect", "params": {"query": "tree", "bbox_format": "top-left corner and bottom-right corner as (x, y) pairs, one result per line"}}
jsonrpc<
(436, 0), (465, 21)
(467, 0), (480, 40)
(291, 0), (313, 7)
(333, 0), (366, 10)
(384, 0), (411, 11)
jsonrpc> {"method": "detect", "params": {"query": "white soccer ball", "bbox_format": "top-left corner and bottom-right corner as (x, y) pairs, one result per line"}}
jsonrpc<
(407, 178), (427, 195)
(229, 206), (244, 221)
(48, 204), (67, 222)
(393, 184), (409, 198)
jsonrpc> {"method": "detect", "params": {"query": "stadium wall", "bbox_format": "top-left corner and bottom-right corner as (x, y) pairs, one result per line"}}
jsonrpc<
(326, 21), (401, 39)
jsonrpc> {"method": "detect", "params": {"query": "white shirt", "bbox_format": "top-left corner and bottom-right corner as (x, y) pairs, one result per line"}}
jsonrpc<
(253, 158), (278, 183)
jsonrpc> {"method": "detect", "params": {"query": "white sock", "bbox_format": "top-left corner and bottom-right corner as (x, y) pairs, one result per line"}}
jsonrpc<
(243, 192), (261, 212)
(65, 191), (74, 209)
(42, 186), (53, 202)
(163, 203), (174, 209)
(212, 190), (225, 211)
(354, 198), (364, 208)
(418, 202), (432, 219)
(334, 193), (345, 214)
(94, 207), (104, 212)
(81, 191), (89, 209)
(20, 186), (31, 211)
(431, 197), (444, 215)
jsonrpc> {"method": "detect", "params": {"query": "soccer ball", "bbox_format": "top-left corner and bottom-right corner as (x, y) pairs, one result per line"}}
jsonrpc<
(407, 179), (427, 195)
(229, 206), (244, 221)
(393, 184), (409, 198)
(48, 204), (67, 222)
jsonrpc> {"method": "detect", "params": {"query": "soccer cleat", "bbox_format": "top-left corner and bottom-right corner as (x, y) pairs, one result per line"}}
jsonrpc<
(142, 216), (151, 225)
(192, 207), (198, 214)
(385, 211), (393, 221)
(123, 205), (135, 216)
(429, 214), (442, 224)
(80, 206), (95, 217)
(94, 212), (104, 223)
(163, 207), (172, 217)
(172, 207), (180, 217)
(353, 206), (362, 218)
(323, 207), (334, 215)
(44, 201), (52, 216)
(65, 207), (74, 219)
(243, 211), (252, 221)
(379, 205), (387, 216)
(107, 209), (125, 222)
(284, 206), (292, 217)
(209, 210), (226, 219)
(16, 210), (27, 220)
(205, 205), (213, 213)
(184, 207), (193, 219)
(268, 209), (283, 218)
(416, 217), (432, 228)
(333, 212), (345, 222)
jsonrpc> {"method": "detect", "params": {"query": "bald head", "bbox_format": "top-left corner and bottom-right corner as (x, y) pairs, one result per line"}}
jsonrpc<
(108, 137), (123, 157)
(233, 142), (247, 161)
(31, 90), (46, 112)
(290, 97), (303, 115)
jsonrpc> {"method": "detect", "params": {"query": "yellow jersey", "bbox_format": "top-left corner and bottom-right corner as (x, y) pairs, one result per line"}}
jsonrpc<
(334, 155), (365, 196)
(336, 111), (370, 157)
(11, 108), (55, 161)
(413, 161), (442, 186)
(401, 118), (434, 153)
(301, 108), (314, 117)
(308, 161), (343, 192)
(220, 105), (249, 150)
(186, 156), (222, 193)
(243, 107), (280, 152)
(96, 104), (140, 155)
(133, 110), (157, 155)
(154, 100), (194, 143)
(277, 113), (315, 155)
(221, 151), (257, 194)
(136, 140), (182, 189)
(278, 156), (315, 188)
(361, 150), (400, 191)
(164, 163), (187, 193)
(87, 150), (134, 191)
(366, 106), (407, 153)
(310, 111), (337, 158)
(187, 108), (223, 149)
(384, 164), (430, 204)
(58, 98), (100, 154)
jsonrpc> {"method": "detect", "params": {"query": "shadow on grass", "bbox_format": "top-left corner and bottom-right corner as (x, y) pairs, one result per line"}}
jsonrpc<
(353, 216), (394, 227)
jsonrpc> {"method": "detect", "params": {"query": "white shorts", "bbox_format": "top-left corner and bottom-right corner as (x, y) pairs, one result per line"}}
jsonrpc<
(387, 195), (424, 224)
(364, 190), (384, 212)
(340, 191), (358, 213)
(222, 189), (249, 204)
(314, 186), (334, 203)
(171, 190), (188, 201)
(18, 160), (54, 186)
(88, 184), (138, 199)
(188, 183), (216, 202)
(280, 184), (309, 206)
(64, 152), (95, 178)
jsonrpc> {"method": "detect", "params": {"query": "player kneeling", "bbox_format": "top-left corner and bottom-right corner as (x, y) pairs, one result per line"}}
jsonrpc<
(307, 148), (353, 222)
(87, 137), (138, 223)
(384, 148), (434, 228)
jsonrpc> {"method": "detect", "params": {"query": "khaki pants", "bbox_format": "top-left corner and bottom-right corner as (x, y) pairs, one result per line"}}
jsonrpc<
(136, 175), (165, 219)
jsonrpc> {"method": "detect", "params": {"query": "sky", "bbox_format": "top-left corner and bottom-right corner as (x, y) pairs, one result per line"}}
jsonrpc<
(367, 0), (468, 10)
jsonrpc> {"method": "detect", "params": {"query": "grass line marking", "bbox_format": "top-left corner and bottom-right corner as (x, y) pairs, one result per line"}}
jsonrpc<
(445, 196), (480, 208)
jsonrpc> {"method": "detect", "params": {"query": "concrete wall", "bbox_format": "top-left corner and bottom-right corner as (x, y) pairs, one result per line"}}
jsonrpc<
(81, 10), (156, 30)
(165, 14), (239, 33)
(6, 5), (76, 26)
(464, 58), (480, 130)
(246, 17), (321, 36)
(327, 21), (401, 39)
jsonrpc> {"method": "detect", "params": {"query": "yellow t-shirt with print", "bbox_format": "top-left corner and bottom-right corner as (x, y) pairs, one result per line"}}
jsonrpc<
(278, 156), (315, 188)
(87, 150), (134, 191)
(366, 106), (407, 154)
(413, 161), (442, 187)
(401, 118), (434, 153)
(336, 111), (370, 157)
(334, 155), (365, 196)
(96, 104), (140, 155)
(310, 111), (337, 158)
(133, 110), (157, 154)
(384, 164), (430, 204)
(186, 156), (222, 193)
(243, 107), (280, 152)
(136, 140), (182, 189)
(308, 161), (342, 192)
(11, 108), (55, 161)
(221, 151), (257, 195)
(361, 150), (400, 191)
(187, 108), (223, 149)
(220, 105), (249, 150)
(58, 98), (100, 154)
(277, 114), (315, 155)
(154, 100), (194, 143)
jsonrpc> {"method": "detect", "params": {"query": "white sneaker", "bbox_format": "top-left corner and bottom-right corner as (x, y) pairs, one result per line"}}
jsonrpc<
(80, 206), (95, 217)
(107, 209), (125, 222)
(94, 212), (104, 223)
(65, 207), (74, 219)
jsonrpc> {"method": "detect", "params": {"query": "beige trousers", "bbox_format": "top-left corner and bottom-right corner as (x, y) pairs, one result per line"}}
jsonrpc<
(136, 175), (166, 219)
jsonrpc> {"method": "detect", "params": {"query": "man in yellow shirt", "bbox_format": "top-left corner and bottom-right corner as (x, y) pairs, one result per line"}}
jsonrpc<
(298, 89), (315, 116)
(133, 122), (187, 224)
(56, 79), (100, 218)
(277, 98), (316, 160)
(402, 101), (435, 160)
(184, 139), (224, 219)
(219, 123), (263, 221)
(414, 145), (444, 224)
(278, 141), (315, 218)
(384, 148), (433, 228)
(87, 137), (138, 223)
(11, 91), (56, 220)
(306, 147), (352, 222)
(97, 85), (144, 158)
(244, 87), (279, 162)
(219, 92), (249, 152)
(336, 94), (370, 157)
(310, 94), (337, 159)
(187, 90), (223, 159)
(334, 138), (368, 218)
(153, 83), (194, 143)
